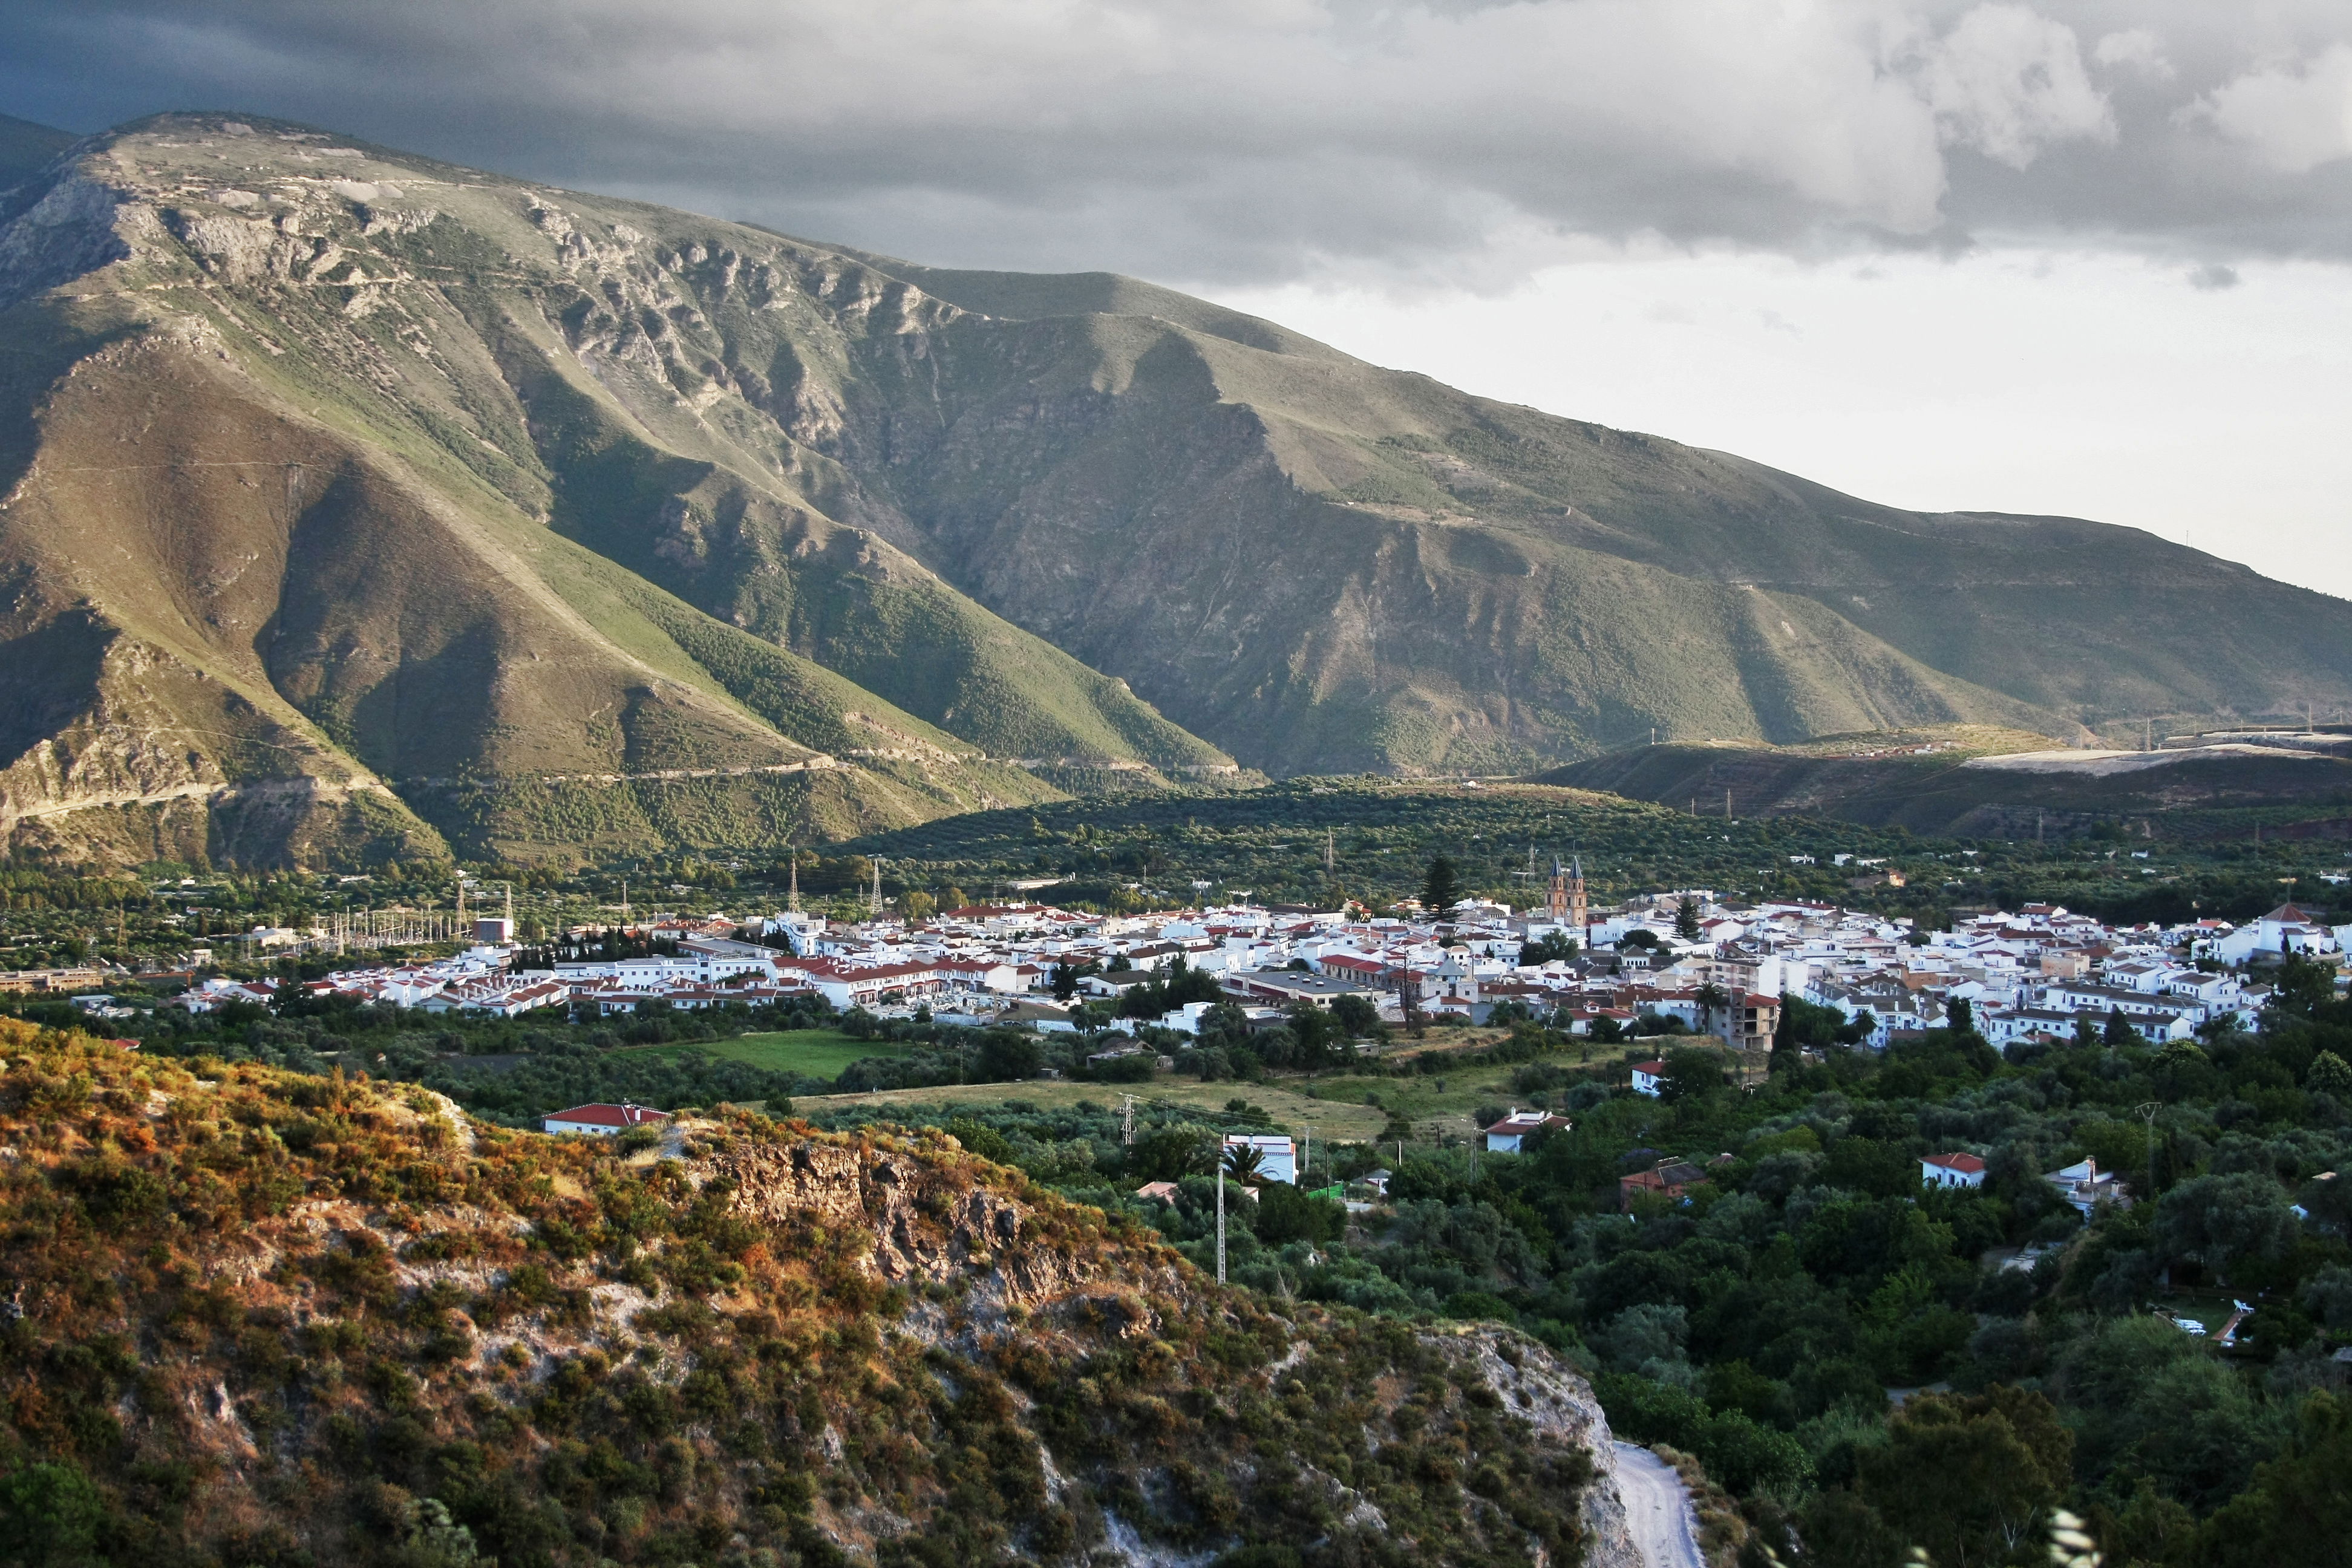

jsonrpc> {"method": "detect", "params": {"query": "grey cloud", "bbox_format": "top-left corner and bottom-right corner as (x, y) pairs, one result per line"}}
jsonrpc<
(0, 0), (2347, 287)
(2187, 263), (2241, 290)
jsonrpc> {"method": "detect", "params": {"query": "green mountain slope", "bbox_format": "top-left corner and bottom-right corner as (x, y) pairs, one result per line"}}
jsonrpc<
(802, 292), (2352, 772)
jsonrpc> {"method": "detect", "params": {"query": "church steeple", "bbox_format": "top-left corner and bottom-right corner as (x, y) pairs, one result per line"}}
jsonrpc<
(1568, 854), (1589, 934)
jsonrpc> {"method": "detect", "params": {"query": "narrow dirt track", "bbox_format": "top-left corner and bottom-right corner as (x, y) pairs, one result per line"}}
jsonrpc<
(1612, 1442), (1703, 1568)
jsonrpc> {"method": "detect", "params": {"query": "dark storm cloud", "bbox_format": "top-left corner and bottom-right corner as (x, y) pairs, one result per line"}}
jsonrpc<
(2, 0), (2348, 283)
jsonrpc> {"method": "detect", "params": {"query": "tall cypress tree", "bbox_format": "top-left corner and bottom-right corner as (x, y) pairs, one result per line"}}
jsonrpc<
(1421, 855), (1460, 913)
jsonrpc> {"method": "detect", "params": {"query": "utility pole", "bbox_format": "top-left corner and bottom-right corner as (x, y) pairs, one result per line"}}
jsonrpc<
(1325, 829), (1336, 877)
(1303, 1125), (1313, 1189)
(1121, 1094), (1136, 1146)
(787, 848), (800, 914)
(1215, 1142), (1227, 1284)
(869, 857), (884, 918)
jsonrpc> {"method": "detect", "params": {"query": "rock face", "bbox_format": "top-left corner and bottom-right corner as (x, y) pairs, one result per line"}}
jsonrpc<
(718, 1134), (1142, 1308)
(1445, 1325), (1644, 1568)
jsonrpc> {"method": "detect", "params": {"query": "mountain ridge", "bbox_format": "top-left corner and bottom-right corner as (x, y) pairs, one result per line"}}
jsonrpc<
(2, 109), (2348, 866)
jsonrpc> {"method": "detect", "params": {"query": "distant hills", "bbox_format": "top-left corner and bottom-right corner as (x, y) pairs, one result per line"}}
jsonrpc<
(1535, 727), (2352, 840)
(4, 111), (2351, 867)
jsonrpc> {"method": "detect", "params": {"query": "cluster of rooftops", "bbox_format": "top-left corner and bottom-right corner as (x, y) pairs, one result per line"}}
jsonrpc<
(171, 884), (2332, 1066)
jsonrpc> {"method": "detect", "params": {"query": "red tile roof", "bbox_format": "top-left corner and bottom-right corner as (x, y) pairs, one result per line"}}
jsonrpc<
(545, 1103), (670, 1128)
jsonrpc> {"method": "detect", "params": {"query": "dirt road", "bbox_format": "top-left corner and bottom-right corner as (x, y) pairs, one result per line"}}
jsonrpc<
(1612, 1442), (1704, 1568)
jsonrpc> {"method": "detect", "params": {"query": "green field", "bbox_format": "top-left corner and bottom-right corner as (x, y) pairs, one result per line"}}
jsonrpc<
(785, 1032), (1656, 1142)
(621, 1028), (909, 1079)
(792, 1074), (1397, 1142)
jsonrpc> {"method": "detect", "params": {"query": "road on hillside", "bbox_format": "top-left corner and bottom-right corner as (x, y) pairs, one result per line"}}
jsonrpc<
(1612, 1442), (1703, 1568)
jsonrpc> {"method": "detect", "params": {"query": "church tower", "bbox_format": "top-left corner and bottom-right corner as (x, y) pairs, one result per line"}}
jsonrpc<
(1568, 855), (1589, 934)
(1546, 857), (1570, 922)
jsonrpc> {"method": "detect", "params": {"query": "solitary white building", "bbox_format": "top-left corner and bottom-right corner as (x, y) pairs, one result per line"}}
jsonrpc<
(543, 1102), (671, 1137)
(1920, 1152), (1988, 1189)
(1481, 1108), (1573, 1153)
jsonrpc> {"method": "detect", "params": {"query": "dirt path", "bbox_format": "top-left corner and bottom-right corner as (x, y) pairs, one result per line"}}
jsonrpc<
(1612, 1443), (1703, 1568)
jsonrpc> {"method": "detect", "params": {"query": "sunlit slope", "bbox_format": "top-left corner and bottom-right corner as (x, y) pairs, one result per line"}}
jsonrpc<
(0, 114), (1244, 864)
(0, 141), (1070, 863)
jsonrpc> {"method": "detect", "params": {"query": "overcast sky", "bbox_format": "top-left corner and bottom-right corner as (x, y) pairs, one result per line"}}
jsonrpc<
(5, 1), (2350, 594)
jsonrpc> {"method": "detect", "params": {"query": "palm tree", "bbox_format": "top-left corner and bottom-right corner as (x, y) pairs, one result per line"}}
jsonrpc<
(1694, 981), (1730, 1039)
(1221, 1142), (1266, 1186)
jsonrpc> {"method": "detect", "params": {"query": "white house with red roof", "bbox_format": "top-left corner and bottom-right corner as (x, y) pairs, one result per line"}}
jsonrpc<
(1481, 1108), (1573, 1153)
(1920, 1152), (1988, 1189)
(1629, 1059), (1667, 1097)
(543, 1102), (671, 1136)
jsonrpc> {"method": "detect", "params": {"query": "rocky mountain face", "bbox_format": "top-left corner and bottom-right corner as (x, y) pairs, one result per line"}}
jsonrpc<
(0, 1026), (1638, 1567)
(4, 111), (2350, 864)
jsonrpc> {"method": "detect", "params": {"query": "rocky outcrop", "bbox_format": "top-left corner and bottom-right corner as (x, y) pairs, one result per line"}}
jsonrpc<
(0, 172), (130, 307)
(716, 1132), (1184, 1313)
(1440, 1325), (1644, 1568)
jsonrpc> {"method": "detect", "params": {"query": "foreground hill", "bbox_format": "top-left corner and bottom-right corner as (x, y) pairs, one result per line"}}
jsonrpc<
(1536, 726), (2352, 840)
(0, 115), (1232, 866)
(0, 1025), (1632, 1567)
